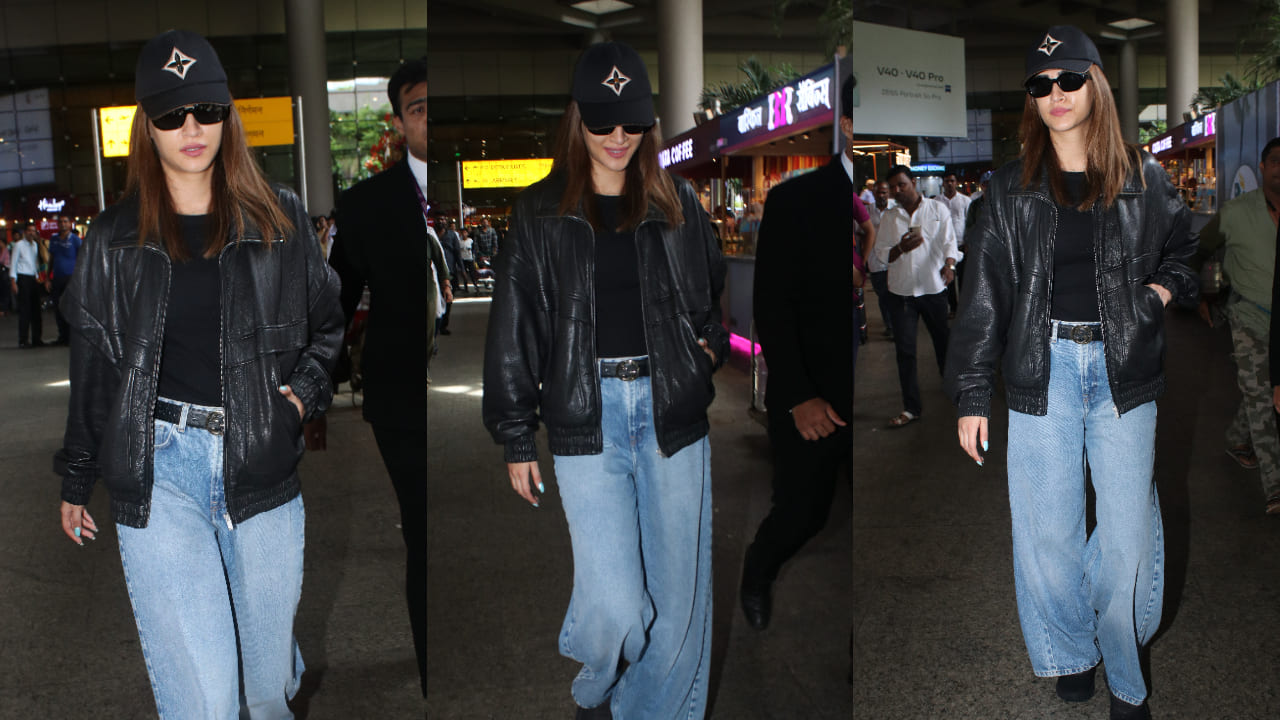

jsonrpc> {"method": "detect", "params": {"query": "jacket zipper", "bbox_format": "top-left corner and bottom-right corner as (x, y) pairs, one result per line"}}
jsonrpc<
(632, 217), (660, 455)
(146, 245), (172, 524)
(563, 215), (604, 437)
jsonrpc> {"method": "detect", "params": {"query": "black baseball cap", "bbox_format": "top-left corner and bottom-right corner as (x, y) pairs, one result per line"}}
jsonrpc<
(571, 42), (656, 130)
(1025, 25), (1103, 83)
(135, 30), (231, 119)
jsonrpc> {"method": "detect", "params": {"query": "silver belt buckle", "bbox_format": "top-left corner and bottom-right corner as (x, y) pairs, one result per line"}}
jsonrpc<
(204, 410), (226, 435)
(616, 359), (640, 381)
(1070, 326), (1093, 344)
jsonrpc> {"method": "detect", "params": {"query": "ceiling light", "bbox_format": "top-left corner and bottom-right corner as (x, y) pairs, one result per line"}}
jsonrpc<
(1108, 18), (1155, 31)
(571, 0), (633, 14)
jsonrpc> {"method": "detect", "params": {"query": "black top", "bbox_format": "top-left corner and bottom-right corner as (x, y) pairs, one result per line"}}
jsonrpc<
(157, 214), (222, 406)
(1051, 172), (1100, 322)
(592, 195), (647, 358)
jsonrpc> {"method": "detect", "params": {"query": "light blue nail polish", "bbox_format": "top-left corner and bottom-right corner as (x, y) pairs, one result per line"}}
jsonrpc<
(977, 459), (984, 467)
(74, 527), (81, 538)
(532, 501), (540, 508)
(982, 440), (989, 451)
(278, 385), (288, 392)
(537, 481), (545, 493)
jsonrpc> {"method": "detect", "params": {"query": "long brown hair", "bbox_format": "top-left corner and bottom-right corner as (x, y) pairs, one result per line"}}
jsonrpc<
(1018, 65), (1140, 211)
(551, 100), (684, 231)
(125, 102), (293, 260)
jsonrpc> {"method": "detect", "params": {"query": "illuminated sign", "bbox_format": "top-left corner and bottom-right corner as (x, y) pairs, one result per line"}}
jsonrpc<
(720, 64), (837, 154)
(659, 138), (695, 168)
(1187, 112), (1217, 142)
(98, 97), (296, 157)
(235, 97), (294, 147)
(98, 105), (137, 158)
(1151, 136), (1174, 154)
(37, 198), (65, 212)
(462, 158), (553, 189)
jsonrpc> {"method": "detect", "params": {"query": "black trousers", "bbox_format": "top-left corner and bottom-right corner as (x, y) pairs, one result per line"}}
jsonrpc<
(372, 423), (427, 698)
(886, 289), (950, 416)
(51, 273), (72, 341)
(743, 409), (851, 587)
(15, 274), (43, 345)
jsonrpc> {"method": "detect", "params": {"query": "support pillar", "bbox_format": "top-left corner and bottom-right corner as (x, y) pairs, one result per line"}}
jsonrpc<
(1120, 38), (1139, 144)
(1166, 0), (1199, 126)
(656, 0), (703, 137)
(285, 0), (334, 215)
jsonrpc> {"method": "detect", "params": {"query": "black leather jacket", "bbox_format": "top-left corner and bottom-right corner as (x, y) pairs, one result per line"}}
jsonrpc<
(945, 151), (1198, 418)
(55, 188), (344, 528)
(482, 172), (729, 461)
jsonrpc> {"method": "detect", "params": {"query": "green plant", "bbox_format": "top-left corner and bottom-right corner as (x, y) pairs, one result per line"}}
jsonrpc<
(699, 57), (802, 113)
(1138, 120), (1167, 145)
(1191, 73), (1264, 111)
(774, 0), (851, 56)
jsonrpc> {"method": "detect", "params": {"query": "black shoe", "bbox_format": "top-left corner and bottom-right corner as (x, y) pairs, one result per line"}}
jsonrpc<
(575, 702), (612, 720)
(53, 337), (69, 346)
(740, 580), (772, 630)
(1109, 694), (1151, 720)
(18, 342), (29, 349)
(1055, 666), (1096, 702)
(440, 328), (452, 335)
(31, 340), (46, 347)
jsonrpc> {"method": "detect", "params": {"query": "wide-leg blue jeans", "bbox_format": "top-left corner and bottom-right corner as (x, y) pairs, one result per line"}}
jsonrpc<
(1006, 326), (1164, 706)
(117, 399), (305, 719)
(553, 371), (713, 720)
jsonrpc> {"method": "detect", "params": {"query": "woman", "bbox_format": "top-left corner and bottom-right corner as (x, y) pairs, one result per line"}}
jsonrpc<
(945, 25), (1196, 720)
(54, 30), (342, 718)
(482, 42), (728, 720)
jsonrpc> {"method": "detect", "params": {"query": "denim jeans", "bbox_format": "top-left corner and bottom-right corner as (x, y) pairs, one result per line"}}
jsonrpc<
(117, 399), (305, 719)
(552, 368), (713, 720)
(1006, 326), (1164, 705)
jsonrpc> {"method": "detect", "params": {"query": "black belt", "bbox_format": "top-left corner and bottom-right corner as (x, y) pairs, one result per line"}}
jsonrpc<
(154, 399), (226, 435)
(599, 357), (650, 381)
(1054, 323), (1102, 344)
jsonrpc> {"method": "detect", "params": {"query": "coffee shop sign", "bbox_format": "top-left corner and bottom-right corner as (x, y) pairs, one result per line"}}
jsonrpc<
(37, 198), (66, 213)
(736, 75), (833, 135)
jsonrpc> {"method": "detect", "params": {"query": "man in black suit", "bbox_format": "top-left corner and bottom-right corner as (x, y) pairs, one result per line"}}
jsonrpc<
(329, 58), (443, 698)
(740, 75), (858, 630)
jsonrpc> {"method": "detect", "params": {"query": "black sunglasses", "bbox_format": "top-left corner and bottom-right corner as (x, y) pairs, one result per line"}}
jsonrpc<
(1025, 71), (1090, 98)
(586, 124), (653, 136)
(151, 103), (231, 131)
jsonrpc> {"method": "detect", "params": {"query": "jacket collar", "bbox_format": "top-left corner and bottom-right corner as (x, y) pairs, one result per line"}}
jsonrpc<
(103, 194), (270, 251)
(1012, 151), (1147, 200)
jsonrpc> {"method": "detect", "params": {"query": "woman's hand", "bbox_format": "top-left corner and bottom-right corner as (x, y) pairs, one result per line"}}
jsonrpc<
(1147, 283), (1172, 307)
(957, 415), (988, 466)
(697, 338), (717, 366)
(60, 502), (98, 546)
(508, 461), (544, 507)
(278, 384), (304, 421)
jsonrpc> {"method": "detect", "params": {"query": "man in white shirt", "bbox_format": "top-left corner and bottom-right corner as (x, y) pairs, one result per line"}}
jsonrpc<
(865, 180), (896, 339)
(8, 222), (45, 348)
(875, 165), (960, 427)
(939, 171), (971, 314)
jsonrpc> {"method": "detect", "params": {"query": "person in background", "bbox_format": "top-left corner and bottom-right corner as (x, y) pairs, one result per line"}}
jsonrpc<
(867, 179), (896, 339)
(9, 222), (45, 347)
(946, 25), (1196, 720)
(1197, 138), (1280, 515)
(483, 41), (727, 720)
(47, 213), (82, 345)
(740, 75), (859, 632)
(328, 57), (434, 699)
(55, 29), (343, 717)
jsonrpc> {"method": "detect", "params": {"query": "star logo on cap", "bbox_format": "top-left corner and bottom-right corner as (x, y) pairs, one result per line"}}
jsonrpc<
(601, 66), (631, 97)
(1038, 34), (1063, 56)
(162, 47), (198, 79)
